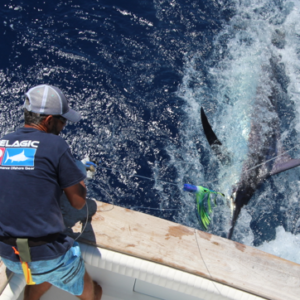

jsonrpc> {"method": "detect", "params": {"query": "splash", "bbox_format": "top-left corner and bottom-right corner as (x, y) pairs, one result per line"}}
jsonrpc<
(176, 0), (300, 260)
(258, 226), (300, 264)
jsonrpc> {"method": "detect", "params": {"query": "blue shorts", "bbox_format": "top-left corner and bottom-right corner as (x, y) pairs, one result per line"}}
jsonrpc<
(1, 242), (85, 296)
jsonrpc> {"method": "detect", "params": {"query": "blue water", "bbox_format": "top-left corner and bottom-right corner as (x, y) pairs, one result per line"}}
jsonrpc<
(2, 0), (300, 263)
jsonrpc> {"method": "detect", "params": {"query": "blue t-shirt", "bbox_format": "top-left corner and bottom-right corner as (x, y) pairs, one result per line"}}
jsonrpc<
(0, 127), (86, 262)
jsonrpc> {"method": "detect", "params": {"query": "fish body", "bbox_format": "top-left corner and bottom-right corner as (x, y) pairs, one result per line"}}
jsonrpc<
(5, 150), (30, 163)
(201, 58), (300, 239)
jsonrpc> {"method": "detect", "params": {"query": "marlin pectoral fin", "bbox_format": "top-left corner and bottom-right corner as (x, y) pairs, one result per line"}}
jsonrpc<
(270, 158), (300, 176)
(200, 107), (222, 146)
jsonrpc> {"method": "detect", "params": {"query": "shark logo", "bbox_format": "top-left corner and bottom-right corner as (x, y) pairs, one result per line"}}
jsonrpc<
(2, 148), (36, 166)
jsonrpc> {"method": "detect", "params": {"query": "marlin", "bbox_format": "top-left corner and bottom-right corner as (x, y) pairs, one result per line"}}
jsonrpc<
(5, 150), (30, 164)
(201, 59), (300, 240)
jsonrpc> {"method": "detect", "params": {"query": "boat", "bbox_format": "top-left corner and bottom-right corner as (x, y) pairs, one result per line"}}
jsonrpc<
(0, 195), (299, 300)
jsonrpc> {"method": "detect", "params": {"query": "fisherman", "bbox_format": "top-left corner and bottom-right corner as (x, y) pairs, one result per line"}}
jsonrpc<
(0, 85), (102, 300)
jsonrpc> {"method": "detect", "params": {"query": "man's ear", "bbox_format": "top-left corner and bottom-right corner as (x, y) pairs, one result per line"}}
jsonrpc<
(44, 115), (53, 125)
(42, 115), (54, 132)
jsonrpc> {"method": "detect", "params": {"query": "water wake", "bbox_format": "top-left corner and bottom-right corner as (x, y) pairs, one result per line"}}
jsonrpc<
(176, 0), (300, 261)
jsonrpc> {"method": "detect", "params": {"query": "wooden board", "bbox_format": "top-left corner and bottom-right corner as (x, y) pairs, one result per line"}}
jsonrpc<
(62, 197), (300, 300)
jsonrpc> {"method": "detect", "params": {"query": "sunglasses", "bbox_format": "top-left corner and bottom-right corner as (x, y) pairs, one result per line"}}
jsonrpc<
(53, 115), (67, 124)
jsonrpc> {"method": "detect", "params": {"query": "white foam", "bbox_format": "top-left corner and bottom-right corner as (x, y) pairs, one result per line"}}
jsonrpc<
(258, 226), (300, 264)
(176, 0), (300, 260)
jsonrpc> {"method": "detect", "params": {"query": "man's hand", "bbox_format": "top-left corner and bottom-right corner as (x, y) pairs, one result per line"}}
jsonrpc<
(63, 181), (87, 210)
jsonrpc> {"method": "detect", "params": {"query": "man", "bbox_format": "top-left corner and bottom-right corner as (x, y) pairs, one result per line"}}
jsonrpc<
(0, 85), (102, 300)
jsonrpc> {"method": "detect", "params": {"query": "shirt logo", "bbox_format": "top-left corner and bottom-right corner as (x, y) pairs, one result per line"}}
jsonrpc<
(2, 148), (36, 166)
(0, 140), (40, 148)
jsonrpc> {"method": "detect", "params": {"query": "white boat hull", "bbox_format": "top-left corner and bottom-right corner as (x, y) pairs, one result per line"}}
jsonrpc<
(1, 243), (264, 300)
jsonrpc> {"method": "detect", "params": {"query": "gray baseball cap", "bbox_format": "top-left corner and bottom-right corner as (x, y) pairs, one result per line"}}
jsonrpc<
(24, 84), (81, 122)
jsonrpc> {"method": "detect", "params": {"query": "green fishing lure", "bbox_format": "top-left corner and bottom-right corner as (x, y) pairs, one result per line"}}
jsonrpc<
(196, 186), (224, 229)
(183, 184), (225, 229)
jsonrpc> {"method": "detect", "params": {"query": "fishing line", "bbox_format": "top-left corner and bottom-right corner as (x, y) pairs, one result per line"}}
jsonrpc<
(74, 181), (115, 241)
(130, 206), (183, 211)
(106, 142), (298, 188)
(98, 142), (299, 193)
(97, 165), (186, 212)
(81, 143), (300, 242)
(80, 141), (300, 223)
(74, 202), (89, 241)
(95, 141), (298, 211)
(194, 229), (221, 295)
(74, 189), (115, 241)
(93, 184), (115, 212)
(99, 165), (179, 187)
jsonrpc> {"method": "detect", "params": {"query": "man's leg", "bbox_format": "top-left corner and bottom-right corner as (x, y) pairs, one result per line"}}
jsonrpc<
(23, 282), (52, 300)
(23, 272), (102, 300)
(77, 271), (102, 300)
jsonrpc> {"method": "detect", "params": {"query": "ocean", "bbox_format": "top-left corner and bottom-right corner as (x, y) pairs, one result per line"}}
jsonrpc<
(1, 0), (300, 264)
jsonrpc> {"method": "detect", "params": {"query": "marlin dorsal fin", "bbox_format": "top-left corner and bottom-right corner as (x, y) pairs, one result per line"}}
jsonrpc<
(200, 107), (231, 165)
(200, 107), (222, 146)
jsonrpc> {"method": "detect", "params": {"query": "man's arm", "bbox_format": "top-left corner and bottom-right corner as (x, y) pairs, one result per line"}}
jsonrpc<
(63, 180), (87, 210)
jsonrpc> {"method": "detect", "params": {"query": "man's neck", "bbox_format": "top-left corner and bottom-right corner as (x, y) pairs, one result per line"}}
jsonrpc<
(24, 124), (48, 133)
